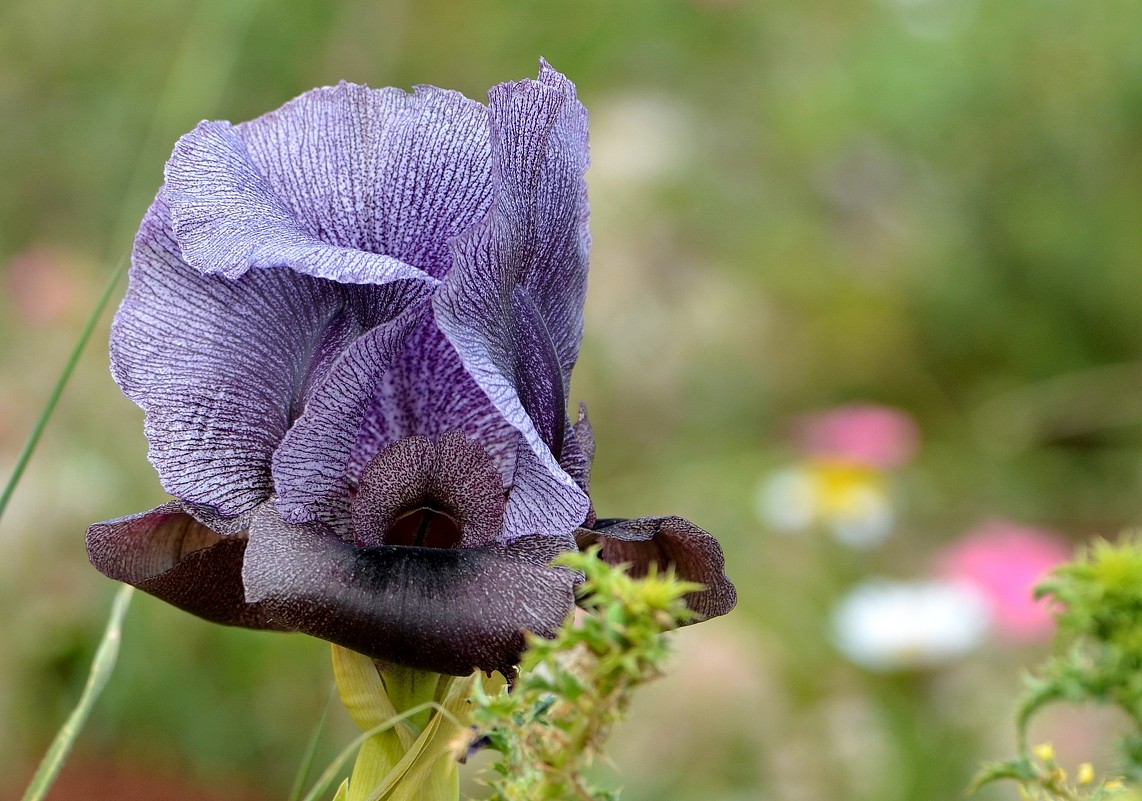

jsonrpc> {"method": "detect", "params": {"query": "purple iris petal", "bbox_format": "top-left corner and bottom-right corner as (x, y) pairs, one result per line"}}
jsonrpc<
(559, 403), (595, 496)
(114, 192), (427, 523)
(350, 430), (506, 550)
(242, 504), (576, 676)
(346, 319), (523, 486)
(579, 517), (738, 619)
(166, 82), (493, 283)
(87, 502), (286, 630)
(434, 62), (591, 538)
(269, 300), (431, 533)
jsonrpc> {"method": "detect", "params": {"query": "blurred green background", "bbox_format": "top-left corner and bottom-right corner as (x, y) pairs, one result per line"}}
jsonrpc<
(2, 0), (1142, 799)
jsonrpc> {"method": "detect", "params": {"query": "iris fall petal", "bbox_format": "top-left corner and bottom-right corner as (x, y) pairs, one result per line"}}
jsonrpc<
(86, 502), (284, 630)
(580, 516), (738, 619)
(242, 505), (576, 675)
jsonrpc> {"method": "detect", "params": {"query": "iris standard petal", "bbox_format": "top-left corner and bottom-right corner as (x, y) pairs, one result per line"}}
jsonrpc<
(116, 192), (426, 521)
(86, 502), (285, 630)
(166, 82), (493, 283)
(348, 316), (521, 487)
(271, 300), (431, 532)
(242, 505), (577, 676)
(433, 63), (590, 538)
(579, 517), (738, 619)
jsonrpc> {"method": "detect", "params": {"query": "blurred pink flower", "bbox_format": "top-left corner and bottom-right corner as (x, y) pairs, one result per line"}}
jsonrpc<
(4, 245), (89, 327)
(795, 404), (919, 469)
(936, 520), (1071, 643)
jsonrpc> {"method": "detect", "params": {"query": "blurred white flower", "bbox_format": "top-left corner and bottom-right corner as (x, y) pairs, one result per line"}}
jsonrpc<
(755, 466), (818, 531)
(831, 579), (992, 671)
(755, 461), (895, 548)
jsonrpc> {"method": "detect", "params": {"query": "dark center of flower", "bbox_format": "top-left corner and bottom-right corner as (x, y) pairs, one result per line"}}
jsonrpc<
(349, 430), (506, 551)
(385, 506), (463, 549)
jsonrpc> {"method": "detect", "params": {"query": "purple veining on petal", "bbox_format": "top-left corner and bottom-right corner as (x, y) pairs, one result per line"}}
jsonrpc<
(166, 82), (496, 284)
(560, 403), (595, 495)
(348, 314), (520, 486)
(433, 63), (592, 539)
(350, 431), (505, 550)
(115, 192), (426, 521)
(271, 299), (431, 533)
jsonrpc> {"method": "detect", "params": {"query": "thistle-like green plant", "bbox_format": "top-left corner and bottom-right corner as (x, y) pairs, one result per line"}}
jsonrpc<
(973, 532), (1142, 800)
(468, 547), (700, 801)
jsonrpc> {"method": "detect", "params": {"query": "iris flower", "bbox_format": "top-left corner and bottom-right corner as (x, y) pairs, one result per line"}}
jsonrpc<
(87, 63), (736, 677)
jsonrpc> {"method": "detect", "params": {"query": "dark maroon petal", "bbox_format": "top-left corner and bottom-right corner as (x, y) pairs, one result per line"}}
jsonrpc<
(579, 517), (737, 619)
(433, 64), (590, 539)
(165, 82), (493, 284)
(86, 502), (285, 630)
(116, 193), (426, 521)
(242, 505), (576, 676)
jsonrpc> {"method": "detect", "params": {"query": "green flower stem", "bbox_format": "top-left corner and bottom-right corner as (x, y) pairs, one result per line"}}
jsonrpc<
(381, 665), (442, 734)
(330, 646), (476, 801)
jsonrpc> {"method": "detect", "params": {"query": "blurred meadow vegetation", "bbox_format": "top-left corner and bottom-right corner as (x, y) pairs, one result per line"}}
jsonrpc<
(2, 1), (1142, 799)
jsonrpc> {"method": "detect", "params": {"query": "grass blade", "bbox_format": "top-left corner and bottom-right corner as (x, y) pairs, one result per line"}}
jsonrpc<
(289, 684), (338, 801)
(0, 256), (127, 522)
(19, 584), (134, 801)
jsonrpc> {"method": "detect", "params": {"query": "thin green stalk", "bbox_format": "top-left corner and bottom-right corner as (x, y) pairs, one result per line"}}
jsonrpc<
(19, 584), (134, 801)
(289, 684), (339, 801)
(0, 256), (127, 521)
(12, 3), (262, 800)
(299, 701), (464, 801)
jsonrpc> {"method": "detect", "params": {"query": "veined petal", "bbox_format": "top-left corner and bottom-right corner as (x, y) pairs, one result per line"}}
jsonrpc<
(243, 505), (576, 676)
(166, 82), (493, 283)
(434, 63), (590, 537)
(347, 315), (521, 488)
(579, 516), (737, 619)
(559, 403), (595, 495)
(351, 431), (506, 550)
(271, 300), (430, 532)
(86, 502), (285, 630)
(116, 193), (426, 521)
(476, 63), (591, 390)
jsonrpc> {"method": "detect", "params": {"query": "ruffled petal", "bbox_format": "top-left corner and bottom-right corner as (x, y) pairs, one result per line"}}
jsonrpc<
(166, 82), (494, 283)
(243, 505), (577, 676)
(86, 502), (285, 630)
(578, 517), (737, 619)
(116, 193), (426, 521)
(433, 63), (590, 538)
